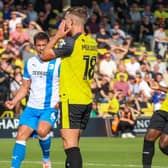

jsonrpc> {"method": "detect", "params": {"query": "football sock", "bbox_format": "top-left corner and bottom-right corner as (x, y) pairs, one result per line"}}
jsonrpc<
(65, 147), (82, 168)
(11, 140), (26, 168)
(142, 139), (154, 168)
(160, 145), (168, 155)
(39, 134), (51, 162)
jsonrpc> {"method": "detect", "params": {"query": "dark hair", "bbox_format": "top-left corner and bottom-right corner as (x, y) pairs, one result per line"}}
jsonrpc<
(33, 32), (49, 45)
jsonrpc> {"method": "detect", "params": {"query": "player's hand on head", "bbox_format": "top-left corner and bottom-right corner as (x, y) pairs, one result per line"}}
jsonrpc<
(57, 20), (71, 38)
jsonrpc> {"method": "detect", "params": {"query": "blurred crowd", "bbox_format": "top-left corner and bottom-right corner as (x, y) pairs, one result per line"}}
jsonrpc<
(0, 0), (168, 135)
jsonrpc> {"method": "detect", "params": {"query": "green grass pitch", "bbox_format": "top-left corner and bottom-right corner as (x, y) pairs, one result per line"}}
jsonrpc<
(0, 137), (168, 168)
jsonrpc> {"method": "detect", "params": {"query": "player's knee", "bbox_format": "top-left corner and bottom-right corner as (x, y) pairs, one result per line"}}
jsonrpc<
(159, 145), (168, 155)
(37, 129), (48, 138)
(144, 129), (159, 141)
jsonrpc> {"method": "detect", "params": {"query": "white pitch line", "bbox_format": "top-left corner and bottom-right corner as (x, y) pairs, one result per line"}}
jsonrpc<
(0, 160), (167, 168)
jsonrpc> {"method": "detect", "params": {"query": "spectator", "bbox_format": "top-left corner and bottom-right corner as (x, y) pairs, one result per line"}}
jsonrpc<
(118, 103), (136, 138)
(126, 3), (142, 41)
(100, 0), (114, 17)
(134, 72), (153, 100)
(10, 72), (23, 117)
(9, 11), (27, 32)
(99, 15), (112, 33)
(155, 72), (167, 87)
(99, 52), (117, 79)
(2, 3), (12, 20)
(36, 11), (49, 32)
(20, 41), (34, 62)
(125, 56), (141, 76)
(141, 5), (154, 24)
(153, 24), (168, 59)
(9, 23), (29, 44)
(154, 4), (168, 24)
(113, 73), (130, 97)
(26, 2), (38, 22)
(1, 20), (10, 41)
(114, 0), (129, 25)
(107, 90), (120, 117)
(89, 0), (103, 23)
(139, 16), (154, 51)
(26, 21), (42, 44)
(109, 22), (126, 41)
(96, 24), (111, 49)
(152, 56), (166, 74)
(86, 14), (100, 35)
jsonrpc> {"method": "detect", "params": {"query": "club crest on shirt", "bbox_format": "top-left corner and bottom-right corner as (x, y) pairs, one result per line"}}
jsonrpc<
(58, 39), (66, 48)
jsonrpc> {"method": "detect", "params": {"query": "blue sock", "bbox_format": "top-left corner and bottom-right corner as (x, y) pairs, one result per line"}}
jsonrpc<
(39, 134), (51, 162)
(11, 141), (26, 168)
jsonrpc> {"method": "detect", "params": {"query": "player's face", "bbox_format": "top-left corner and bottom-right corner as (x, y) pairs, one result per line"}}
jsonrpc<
(35, 39), (48, 56)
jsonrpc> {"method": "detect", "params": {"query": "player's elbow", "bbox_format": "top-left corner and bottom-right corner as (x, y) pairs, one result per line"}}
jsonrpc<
(41, 49), (54, 61)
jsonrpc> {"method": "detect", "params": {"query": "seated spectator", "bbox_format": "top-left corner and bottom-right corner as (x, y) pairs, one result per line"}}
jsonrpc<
(134, 72), (153, 100)
(95, 75), (112, 103)
(154, 4), (168, 24)
(118, 103), (136, 138)
(125, 56), (141, 76)
(106, 32), (123, 48)
(26, 2), (38, 22)
(126, 3), (142, 41)
(107, 90), (120, 116)
(153, 23), (168, 59)
(86, 14), (100, 36)
(139, 16), (154, 51)
(20, 41), (34, 62)
(9, 23), (29, 44)
(113, 73), (130, 97)
(100, 0), (114, 17)
(141, 5), (154, 24)
(99, 52), (117, 79)
(2, 3), (12, 20)
(99, 15), (112, 34)
(1, 20), (10, 41)
(109, 22), (126, 41)
(155, 72), (167, 87)
(9, 11), (27, 32)
(26, 21), (42, 44)
(90, 101), (99, 117)
(96, 24), (111, 49)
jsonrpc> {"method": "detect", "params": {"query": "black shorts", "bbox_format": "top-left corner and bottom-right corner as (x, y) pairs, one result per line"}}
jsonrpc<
(58, 102), (92, 129)
(148, 110), (168, 134)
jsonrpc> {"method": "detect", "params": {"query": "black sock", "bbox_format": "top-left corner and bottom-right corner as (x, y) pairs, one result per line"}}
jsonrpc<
(142, 139), (155, 168)
(65, 147), (82, 168)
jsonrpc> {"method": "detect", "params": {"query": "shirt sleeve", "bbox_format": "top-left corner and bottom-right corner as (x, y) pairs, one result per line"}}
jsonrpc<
(52, 37), (75, 57)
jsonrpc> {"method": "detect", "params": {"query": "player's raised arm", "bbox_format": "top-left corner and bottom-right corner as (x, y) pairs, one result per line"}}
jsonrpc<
(41, 20), (71, 61)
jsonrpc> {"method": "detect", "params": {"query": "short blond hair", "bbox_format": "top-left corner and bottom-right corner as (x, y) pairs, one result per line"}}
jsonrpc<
(65, 7), (88, 24)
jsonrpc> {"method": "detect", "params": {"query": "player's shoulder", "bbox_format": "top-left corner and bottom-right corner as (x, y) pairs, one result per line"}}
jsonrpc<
(80, 34), (97, 45)
(25, 55), (40, 66)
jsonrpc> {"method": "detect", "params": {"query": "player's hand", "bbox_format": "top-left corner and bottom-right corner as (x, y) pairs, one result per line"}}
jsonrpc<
(56, 20), (71, 38)
(5, 100), (15, 109)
